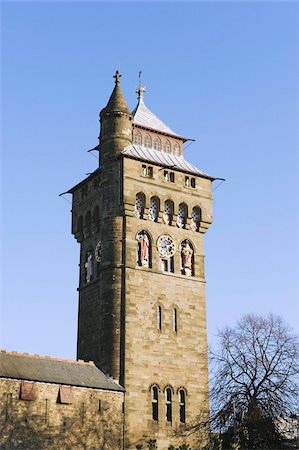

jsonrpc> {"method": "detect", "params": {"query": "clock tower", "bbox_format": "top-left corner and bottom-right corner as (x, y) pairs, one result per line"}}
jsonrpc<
(68, 72), (215, 449)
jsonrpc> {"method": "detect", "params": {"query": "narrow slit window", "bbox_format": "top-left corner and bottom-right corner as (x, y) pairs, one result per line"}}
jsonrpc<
(191, 177), (196, 188)
(170, 172), (175, 183)
(152, 386), (159, 421)
(165, 388), (172, 422)
(157, 306), (162, 331)
(173, 308), (177, 332)
(179, 389), (186, 423)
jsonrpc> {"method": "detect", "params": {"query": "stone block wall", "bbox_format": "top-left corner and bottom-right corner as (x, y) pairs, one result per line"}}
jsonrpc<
(0, 378), (124, 450)
(122, 157), (212, 449)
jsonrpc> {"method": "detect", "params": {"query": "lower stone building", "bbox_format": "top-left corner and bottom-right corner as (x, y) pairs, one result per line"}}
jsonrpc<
(0, 350), (125, 449)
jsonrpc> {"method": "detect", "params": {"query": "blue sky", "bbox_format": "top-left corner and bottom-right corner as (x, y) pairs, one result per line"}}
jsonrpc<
(1, 1), (298, 359)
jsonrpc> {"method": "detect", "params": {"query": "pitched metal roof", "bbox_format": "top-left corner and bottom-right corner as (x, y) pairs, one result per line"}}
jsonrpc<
(122, 145), (215, 179)
(132, 96), (181, 137)
(0, 351), (124, 392)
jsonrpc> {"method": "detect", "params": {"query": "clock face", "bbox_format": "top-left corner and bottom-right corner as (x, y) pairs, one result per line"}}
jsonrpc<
(95, 241), (102, 262)
(157, 235), (175, 259)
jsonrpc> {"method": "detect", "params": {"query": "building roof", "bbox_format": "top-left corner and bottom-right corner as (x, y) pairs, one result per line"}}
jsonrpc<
(0, 350), (124, 392)
(132, 84), (187, 139)
(100, 71), (131, 117)
(122, 144), (216, 180)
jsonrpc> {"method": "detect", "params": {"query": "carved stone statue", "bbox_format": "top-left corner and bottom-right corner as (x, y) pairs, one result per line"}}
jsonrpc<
(137, 232), (150, 267)
(134, 205), (142, 218)
(176, 216), (184, 228)
(181, 241), (193, 276)
(163, 212), (170, 225)
(85, 252), (94, 283)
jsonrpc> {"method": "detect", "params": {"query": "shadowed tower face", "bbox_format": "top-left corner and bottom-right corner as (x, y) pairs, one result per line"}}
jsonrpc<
(69, 72), (215, 449)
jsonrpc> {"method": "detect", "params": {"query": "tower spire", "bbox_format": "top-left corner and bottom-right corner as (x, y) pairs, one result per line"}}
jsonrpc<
(136, 71), (146, 102)
(100, 71), (131, 116)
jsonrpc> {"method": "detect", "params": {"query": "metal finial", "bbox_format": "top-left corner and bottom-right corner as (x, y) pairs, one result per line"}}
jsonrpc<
(136, 71), (146, 100)
(113, 70), (121, 84)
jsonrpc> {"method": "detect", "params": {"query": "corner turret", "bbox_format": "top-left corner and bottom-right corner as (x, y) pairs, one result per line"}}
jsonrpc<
(99, 71), (132, 164)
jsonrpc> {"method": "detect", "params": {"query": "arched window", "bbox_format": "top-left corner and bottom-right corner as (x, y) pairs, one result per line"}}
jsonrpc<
(154, 137), (161, 151)
(178, 389), (186, 423)
(148, 196), (159, 222)
(144, 133), (152, 148)
(165, 388), (172, 422)
(180, 239), (194, 276)
(191, 206), (201, 232)
(157, 235), (175, 273)
(163, 139), (171, 153)
(136, 230), (151, 268)
(84, 211), (91, 237)
(163, 200), (174, 225)
(157, 305), (162, 331)
(151, 386), (159, 421)
(133, 131), (142, 145)
(173, 142), (180, 156)
(173, 308), (177, 332)
(134, 192), (145, 219)
(76, 216), (83, 241)
(92, 205), (99, 233)
(177, 203), (188, 228)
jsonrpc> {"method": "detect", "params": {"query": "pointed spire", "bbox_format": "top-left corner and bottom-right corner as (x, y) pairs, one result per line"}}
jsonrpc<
(136, 71), (146, 103)
(100, 71), (131, 117)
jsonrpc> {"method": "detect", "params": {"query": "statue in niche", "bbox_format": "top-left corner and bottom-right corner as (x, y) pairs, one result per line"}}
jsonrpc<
(176, 216), (184, 228)
(137, 232), (150, 267)
(181, 241), (193, 276)
(85, 251), (94, 283)
(163, 211), (170, 225)
(134, 204), (142, 218)
(190, 219), (197, 232)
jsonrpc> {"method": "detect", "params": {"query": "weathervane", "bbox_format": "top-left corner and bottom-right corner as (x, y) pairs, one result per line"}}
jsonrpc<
(136, 71), (146, 100)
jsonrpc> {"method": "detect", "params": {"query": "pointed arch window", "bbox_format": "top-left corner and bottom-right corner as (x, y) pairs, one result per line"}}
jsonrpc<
(144, 133), (152, 148)
(92, 205), (99, 233)
(165, 388), (172, 422)
(173, 142), (180, 156)
(163, 200), (174, 225)
(133, 131), (142, 145)
(148, 196), (159, 222)
(136, 230), (151, 268)
(151, 386), (159, 421)
(180, 239), (194, 276)
(191, 206), (201, 232)
(134, 192), (145, 219)
(76, 216), (83, 241)
(177, 203), (188, 229)
(157, 235), (175, 273)
(163, 139), (171, 153)
(178, 389), (186, 423)
(154, 137), (161, 151)
(84, 211), (92, 238)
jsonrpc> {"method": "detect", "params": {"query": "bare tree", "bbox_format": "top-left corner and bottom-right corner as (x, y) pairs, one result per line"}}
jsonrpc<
(209, 313), (299, 447)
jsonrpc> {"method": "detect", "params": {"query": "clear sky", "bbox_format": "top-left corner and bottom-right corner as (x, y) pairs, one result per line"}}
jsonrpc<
(1, 1), (298, 359)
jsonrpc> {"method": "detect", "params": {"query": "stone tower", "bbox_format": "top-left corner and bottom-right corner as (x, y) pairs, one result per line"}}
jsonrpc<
(68, 73), (215, 449)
